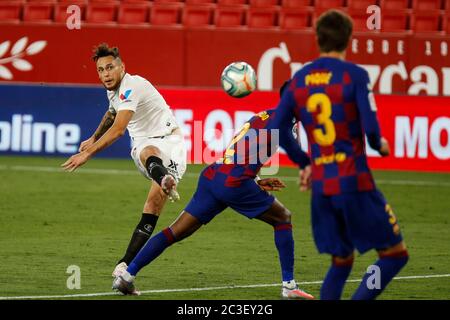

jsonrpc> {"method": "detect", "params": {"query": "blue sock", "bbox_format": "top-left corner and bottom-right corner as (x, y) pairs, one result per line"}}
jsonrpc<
(127, 228), (176, 276)
(320, 257), (353, 300)
(274, 223), (294, 282)
(352, 251), (409, 300)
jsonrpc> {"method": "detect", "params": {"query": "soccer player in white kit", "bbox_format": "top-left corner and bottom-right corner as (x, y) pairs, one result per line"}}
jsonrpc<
(62, 43), (187, 278)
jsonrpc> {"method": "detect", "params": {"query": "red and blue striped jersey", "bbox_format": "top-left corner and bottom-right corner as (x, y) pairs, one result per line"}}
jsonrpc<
(203, 109), (310, 187)
(270, 57), (382, 195)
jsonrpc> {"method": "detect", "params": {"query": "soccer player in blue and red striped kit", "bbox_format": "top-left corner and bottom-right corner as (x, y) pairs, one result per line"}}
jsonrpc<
(112, 86), (314, 299)
(269, 10), (409, 300)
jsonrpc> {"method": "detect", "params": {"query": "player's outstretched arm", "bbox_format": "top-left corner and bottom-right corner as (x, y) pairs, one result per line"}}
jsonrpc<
(79, 111), (116, 152)
(61, 110), (133, 172)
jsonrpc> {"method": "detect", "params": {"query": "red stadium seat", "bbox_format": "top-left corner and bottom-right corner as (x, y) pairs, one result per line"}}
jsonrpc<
(379, 0), (410, 10)
(182, 4), (215, 27)
(122, 0), (151, 3)
(445, 0), (450, 10)
(26, 0), (56, 3)
(347, 0), (379, 10)
(153, 0), (184, 3)
(214, 5), (247, 28)
(410, 11), (442, 32)
(412, 0), (443, 11)
(0, 2), (22, 23)
(86, 2), (118, 24)
(23, 2), (54, 23)
(249, 0), (280, 7)
(315, 0), (346, 9)
(118, 2), (150, 25)
(247, 6), (279, 28)
(217, 0), (248, 5)
(279, 8), (311, 30)
(150, 3), (183, 26)
(185, 0), (216, 4)
(281, 0), (311, 8)
(347, 8), (375, 32)
(54, 2), (87, 23)
(381, 10), (409, 32)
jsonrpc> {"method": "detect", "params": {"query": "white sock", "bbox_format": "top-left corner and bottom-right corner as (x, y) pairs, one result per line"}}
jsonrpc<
(121, 271), (135, 283)
(283, 280), (297, 289)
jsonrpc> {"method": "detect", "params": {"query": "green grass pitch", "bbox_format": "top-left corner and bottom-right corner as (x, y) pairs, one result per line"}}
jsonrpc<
(0, 155), (449, 300)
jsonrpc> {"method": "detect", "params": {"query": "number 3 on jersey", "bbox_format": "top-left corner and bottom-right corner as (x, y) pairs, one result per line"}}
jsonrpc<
(306, 93), (336, 146)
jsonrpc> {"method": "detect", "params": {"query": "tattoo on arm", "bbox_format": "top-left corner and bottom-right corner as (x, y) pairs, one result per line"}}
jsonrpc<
(93, 111), (116, 141)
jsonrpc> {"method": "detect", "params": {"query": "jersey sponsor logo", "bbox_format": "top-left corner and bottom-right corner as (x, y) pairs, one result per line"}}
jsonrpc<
(119, 89), (132, 101)
(314, 152), (347, 166)
(305, 72), (332, 86)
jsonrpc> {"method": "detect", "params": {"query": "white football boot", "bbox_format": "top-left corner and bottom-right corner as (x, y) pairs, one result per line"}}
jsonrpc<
(161, 174), (180, 202)
(112, 271), (141, 296)
(112, 262), (128, 278)
(281, 280), (315, 300)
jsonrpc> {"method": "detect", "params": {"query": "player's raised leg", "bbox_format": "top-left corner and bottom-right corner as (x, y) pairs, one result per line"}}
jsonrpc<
(141, 145), (179, 202)
(256, 199), (314, 300)
(112, 211), (202, 295)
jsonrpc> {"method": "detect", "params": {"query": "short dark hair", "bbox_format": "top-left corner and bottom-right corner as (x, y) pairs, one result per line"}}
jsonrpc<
(315, 10), (353, 53)
(92, 43), (121, 62)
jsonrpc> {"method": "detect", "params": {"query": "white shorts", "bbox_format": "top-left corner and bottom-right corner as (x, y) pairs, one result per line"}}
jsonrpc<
(130, 134), (187, 182)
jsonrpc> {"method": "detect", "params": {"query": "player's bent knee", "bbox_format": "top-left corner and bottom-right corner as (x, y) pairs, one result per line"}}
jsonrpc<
(377, 241), (408, 259)
(140, 146), (161, 164)
(332, 254), (354, 267)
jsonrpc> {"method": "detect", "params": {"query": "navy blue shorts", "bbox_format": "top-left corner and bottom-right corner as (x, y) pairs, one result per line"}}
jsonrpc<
(184, 168), (275, 224)
(311, 189), (403, 257)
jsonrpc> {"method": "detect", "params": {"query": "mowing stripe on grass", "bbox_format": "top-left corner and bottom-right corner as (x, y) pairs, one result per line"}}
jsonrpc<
(1, 164), (449, 188)
(0, 273), (449, 300)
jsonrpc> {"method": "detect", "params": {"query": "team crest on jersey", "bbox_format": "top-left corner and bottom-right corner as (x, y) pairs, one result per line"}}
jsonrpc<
(305, 71), (332, 86)
(120, 89), (132, 101)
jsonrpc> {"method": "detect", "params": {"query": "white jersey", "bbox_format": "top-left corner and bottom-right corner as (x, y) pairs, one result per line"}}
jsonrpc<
(107, 73), (178, 139)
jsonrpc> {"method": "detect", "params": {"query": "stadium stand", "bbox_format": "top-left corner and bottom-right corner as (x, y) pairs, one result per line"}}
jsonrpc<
(0, 0), (449, 33)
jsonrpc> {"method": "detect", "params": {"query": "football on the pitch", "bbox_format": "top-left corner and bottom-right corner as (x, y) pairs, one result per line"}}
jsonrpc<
(221, 62), (257, 98)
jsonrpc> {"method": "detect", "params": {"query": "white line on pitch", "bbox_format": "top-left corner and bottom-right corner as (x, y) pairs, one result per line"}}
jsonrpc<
(0, 273), (449, 300)
(1, 164), (449, 187)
